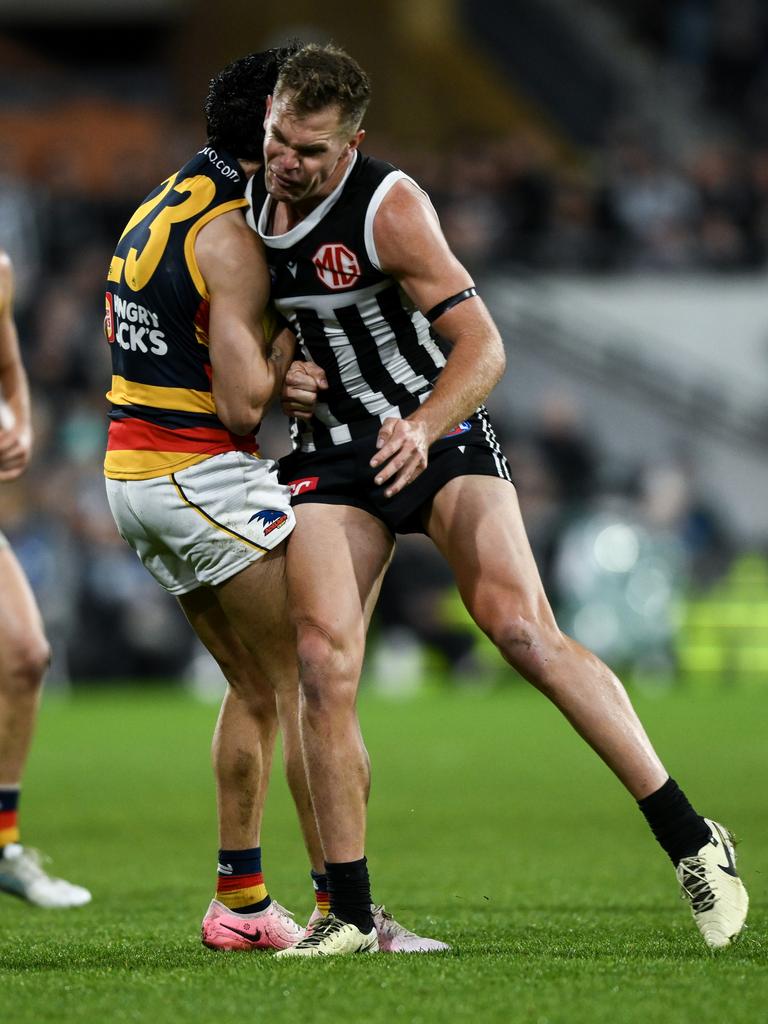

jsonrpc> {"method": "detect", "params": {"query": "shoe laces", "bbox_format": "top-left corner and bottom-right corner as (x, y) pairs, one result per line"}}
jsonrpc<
(677, 857), (717, 913)
(295, 914), (346, 947)
(372, 903), (415, 939)
(268, 900), (297, 920)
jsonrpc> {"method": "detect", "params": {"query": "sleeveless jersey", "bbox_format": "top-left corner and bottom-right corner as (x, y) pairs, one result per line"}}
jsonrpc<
(104, 146), (271, 480)
(249, 151), (447, 452)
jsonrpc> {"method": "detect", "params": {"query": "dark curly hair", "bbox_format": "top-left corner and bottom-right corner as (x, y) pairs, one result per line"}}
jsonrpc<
(204, 42), (302, 160)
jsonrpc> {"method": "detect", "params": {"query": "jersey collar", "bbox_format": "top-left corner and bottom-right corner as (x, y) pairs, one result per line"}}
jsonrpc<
(251, 150), (359, 249)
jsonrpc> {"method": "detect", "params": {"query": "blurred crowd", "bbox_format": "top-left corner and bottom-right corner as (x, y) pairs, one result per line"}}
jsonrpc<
(615, 0), (768, 139)
(1, 28), (764, 685)
(392, 129), (768, 275)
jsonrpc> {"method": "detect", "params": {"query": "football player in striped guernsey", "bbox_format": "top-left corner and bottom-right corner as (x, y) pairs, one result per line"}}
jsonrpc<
(251, 45), (747, 957)
(0, 251), (91, 908)
(104, 47), (442, 955)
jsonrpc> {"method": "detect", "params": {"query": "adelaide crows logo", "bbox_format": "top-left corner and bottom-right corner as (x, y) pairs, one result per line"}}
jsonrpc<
(248, 509), (289, 536)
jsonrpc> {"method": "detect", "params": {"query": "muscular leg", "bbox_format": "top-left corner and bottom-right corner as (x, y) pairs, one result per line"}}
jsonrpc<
(0, 546), (51, 789)
(286, 504), (395, 863)
(178, 547), (322, 866)
(425, 475), (749, 950)
(425, 477), (667, 799)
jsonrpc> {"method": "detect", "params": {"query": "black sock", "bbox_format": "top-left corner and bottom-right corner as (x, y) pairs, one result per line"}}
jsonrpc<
(325, 858), (374, 933)
(638, 777), (711, 866)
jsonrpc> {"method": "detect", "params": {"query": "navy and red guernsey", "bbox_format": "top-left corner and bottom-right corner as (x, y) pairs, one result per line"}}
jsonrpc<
(104, 146), (275, 480)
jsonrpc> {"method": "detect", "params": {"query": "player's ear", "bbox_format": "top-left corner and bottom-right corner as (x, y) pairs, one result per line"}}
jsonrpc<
(264, 95), (273, 129)
(348, 128), (365, 153)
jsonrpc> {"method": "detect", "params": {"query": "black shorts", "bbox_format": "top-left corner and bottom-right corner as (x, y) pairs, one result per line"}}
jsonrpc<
(278, 410), (513, 535)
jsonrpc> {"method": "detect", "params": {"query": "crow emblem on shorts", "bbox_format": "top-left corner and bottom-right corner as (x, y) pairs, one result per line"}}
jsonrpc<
(248, 509), (289, 535)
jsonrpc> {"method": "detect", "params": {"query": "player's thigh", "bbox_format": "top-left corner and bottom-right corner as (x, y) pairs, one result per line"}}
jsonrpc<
(212, 547), (297, 686)
(287, 502), (395, 657)
(177, 584), (259, 685)
(425, 475), (557, 630)
(0, 543), (49, 678)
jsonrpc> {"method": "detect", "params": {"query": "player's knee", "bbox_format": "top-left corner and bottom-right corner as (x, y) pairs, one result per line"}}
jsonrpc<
(1, 635), (51, 696)
(297, 622), (357, 680)
(296, 623), (359, 713)
(481, 607), (564, 683)
(236, 682), (279, 725)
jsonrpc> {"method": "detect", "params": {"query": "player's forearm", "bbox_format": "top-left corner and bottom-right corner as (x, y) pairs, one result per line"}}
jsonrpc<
(0, 351), (32, 434)
(408, 329), (506, 443)
(262, 327), (296, 406)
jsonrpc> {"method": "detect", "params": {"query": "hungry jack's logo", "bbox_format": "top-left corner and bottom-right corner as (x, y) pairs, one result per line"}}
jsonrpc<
(104, 292), (115, 343)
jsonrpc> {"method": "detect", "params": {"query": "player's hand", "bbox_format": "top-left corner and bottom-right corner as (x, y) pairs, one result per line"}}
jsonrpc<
(281, 361), (328, 420)
(370, 417), (429, 498)
(0, 404), (31, 481)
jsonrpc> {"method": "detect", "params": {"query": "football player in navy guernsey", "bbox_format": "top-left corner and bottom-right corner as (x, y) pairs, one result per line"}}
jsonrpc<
(103, 46), (317, 952)
(249, 44), (748, 957)
(0, 251), (91, 909)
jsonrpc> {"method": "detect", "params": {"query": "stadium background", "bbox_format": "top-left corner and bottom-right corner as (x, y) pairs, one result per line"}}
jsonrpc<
(2, 3), (767, 1022)
(4, 0), (768, 691)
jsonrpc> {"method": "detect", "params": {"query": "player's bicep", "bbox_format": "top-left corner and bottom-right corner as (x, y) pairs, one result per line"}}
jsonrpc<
(373, 182), (474, 319)
(196, 213), (271, 364)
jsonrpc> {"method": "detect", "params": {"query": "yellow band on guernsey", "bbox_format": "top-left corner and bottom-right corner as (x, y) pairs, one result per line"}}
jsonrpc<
(183, 198), (249, 301)
(107, 375), (216, 415)
(216, 884), (269, 910)
(0, 826), (20, 846)
(104, 449), (215, 481)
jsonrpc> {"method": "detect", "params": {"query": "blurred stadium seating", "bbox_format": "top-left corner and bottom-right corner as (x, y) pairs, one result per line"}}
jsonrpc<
(1, 0), (767, 684)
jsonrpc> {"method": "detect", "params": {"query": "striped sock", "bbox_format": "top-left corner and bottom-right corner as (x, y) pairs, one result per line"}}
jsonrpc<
(215, 848), (271, 914)
(0, 787), (20, 853)
(311, 869), (330, 915)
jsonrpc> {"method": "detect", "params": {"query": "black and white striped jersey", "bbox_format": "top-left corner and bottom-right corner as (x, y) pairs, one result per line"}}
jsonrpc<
(247, 152), (449, 452)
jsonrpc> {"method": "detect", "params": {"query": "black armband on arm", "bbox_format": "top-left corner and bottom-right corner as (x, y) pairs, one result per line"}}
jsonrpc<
(424, 287), (478, 324)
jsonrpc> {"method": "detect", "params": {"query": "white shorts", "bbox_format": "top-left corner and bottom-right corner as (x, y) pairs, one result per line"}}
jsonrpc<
(105, 451), (295, 595)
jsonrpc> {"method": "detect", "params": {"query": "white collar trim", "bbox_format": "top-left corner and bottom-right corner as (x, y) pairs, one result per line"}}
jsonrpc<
(255, 149), (359, 249)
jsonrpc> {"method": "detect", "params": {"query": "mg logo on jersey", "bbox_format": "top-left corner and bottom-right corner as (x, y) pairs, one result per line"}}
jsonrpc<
(288, 476), (319, 496)
(312, 244), (360, 290)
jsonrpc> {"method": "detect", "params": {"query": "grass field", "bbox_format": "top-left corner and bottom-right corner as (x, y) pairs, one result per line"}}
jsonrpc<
(1, 683), (765, 1023)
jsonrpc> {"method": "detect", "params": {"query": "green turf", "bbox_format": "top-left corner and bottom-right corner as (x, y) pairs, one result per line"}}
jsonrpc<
(1, 683), (765, 1023)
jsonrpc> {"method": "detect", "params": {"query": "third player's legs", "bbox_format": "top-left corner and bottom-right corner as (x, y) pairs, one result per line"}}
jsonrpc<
(0, 545), (50, 789)
(425, 475), (668, 799)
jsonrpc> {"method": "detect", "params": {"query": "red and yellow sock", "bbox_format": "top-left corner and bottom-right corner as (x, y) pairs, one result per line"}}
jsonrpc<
(311, 869), (330, 915)
(215, 848), (270, 914)
(0, 787), (20, 851)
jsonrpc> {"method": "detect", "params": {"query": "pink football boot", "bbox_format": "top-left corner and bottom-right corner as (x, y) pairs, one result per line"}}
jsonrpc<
(202, 898), (305, 951)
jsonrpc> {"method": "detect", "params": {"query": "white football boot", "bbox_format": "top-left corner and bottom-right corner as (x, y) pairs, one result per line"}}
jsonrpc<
(306, 903), (450, 952)
(275, 914), (378, 957)
(676, 819), (748, 949)
(0, 844), (92, 908)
